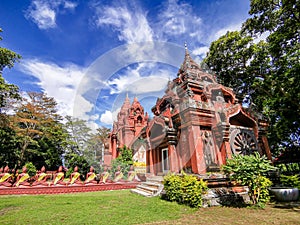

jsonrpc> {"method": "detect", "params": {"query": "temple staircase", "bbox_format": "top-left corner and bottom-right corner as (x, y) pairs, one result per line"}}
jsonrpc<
(130, 175), (164, 197)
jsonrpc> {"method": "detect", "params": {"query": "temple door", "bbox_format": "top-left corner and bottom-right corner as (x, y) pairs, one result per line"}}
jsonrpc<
(162, 148), (169, 173)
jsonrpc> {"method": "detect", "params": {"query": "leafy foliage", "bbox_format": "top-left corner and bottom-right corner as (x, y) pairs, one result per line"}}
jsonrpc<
(0, 28), (21, 71)
(222, 153), (275, 207)
(85, 126), (110, 171)
(24, 162), (37, 177)
(203, 31), (268, 96)
(203, 0), (300, 156)
(11, 92), (65, 168)
(242, 0), (300, 155)
(64, 116), (92, 155)
(64, 153), (89, 179)
(0, 29), (21, 110)
(0, 28), (21, 169)
(110, 145), (133, 178)
(64, 117), (111, 172)
(163, 172), (208, 208)
(276, 163), (300, 175)
(0, 126), (19, 168)
(280, 174), (300, 189)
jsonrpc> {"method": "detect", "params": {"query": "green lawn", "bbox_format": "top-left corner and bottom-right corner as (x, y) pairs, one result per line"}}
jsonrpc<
(0, 190), (299, 225)
(0, 190), (195, 225)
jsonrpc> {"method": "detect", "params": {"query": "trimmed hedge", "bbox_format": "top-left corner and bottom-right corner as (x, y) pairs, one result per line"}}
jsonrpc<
(163, 172), (208, 208)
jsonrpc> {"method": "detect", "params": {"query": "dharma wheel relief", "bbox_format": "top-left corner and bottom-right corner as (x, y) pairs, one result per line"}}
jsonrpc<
(229, 127), (258, 155)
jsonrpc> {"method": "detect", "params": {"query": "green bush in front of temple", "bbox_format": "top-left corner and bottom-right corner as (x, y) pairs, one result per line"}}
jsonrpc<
(222, 153), (275, 208)
(163, 172), (208, 208)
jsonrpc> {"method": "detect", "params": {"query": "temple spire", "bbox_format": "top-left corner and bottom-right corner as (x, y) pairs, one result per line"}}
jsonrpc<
(122, 92), (130, 109)
(178, 42), (202, 75)
(184, 42), (189, 56)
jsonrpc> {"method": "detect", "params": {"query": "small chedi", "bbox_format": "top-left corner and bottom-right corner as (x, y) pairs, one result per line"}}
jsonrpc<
(105, 47), (271, 175)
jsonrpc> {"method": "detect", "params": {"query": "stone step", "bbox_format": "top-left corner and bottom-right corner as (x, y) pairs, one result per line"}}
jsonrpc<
(142, 181), (162, 187)
(131, 177), (164, 197)
(130, 188), (152, 197)
(137, 184), (159, 193)
(136, 188), (153, 195)
(146, 176), (164, 184)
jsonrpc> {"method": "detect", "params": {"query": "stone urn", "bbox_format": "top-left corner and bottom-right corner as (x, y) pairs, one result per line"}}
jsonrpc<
(269, 187), (299, 202)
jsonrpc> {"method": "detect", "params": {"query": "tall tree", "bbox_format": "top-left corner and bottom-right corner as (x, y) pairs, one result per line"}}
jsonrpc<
(203, 0), (299, 154)
(63, 116), (97, 172)
(242, 0), (300, 153)
(0, 28), (21, 111)
(64, 118), (111, 171)
(64, 116), (92, 156)
(203, 31), (271, 109)
(11, 92), (65, 168)
(86, 126), (110, 169)
(0, 28), (21, 168)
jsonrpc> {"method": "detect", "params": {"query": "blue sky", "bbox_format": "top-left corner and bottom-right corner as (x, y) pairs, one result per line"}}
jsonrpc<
(0, 0), (250, 130)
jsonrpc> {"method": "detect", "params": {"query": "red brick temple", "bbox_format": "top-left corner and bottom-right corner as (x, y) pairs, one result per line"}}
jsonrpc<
(104, 95), (149, 165)
(105, 47), (272, 175)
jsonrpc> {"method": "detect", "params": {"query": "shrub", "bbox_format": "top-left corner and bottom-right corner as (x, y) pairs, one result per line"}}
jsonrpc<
(163, 172), (208, 208)
(25, 162), (37, 177)
(163, 173), (183, 202)
(222, 152), (275, 207)
(110, 145), (133, 178)
(280, 174), (300, 189)
(64, 153), (89, 179)
(255, 175), (273, 206)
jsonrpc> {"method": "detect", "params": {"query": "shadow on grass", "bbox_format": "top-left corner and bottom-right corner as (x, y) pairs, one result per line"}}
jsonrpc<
(272, 201), (300, 212)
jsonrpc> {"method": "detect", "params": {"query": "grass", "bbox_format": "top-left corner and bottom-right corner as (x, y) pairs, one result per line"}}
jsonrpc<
(0, 190), (299, 225)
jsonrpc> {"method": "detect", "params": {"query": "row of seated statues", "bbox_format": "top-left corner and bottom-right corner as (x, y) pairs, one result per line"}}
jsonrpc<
(0, 165), (139, 188)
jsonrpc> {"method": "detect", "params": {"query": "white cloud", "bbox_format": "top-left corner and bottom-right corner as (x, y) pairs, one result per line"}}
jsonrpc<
(157, 0), (202, 41)
(19, 59), (86, 117)
(95, 5), (153, 43)
(106, 63), (172, 95)
(89, 114), (99, 121)
(192, 46), (210, 58)
(73, 93), (95, 120)
(86, 119), (100, 133)
(26, 1), (56, 29)
(64, 1), (78, 10)
(25, 0), (78, 29)
(100, 110), (113, 125)
(19, 59), (104, 130)
(209, 23), (243, 43)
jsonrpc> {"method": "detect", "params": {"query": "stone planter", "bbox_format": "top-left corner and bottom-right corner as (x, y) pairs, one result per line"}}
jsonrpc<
(269, 187), (299, 202)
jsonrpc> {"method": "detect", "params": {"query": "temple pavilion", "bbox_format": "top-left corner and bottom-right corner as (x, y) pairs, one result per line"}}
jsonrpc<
(104, 47), (271, 175)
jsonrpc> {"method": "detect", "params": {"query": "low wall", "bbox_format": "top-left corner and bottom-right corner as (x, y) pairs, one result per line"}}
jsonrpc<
(0, 182), (139, 195)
